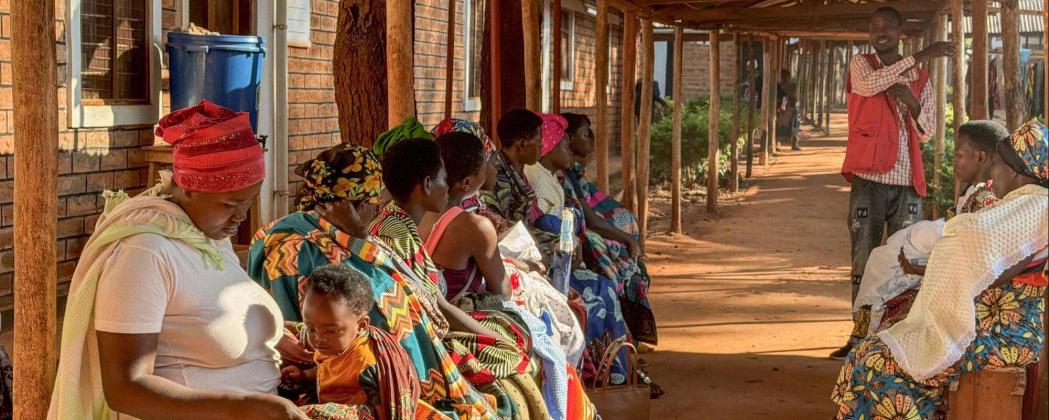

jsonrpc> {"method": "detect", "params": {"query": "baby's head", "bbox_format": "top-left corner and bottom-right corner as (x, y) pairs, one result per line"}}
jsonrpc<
(302, 264), (373, 356)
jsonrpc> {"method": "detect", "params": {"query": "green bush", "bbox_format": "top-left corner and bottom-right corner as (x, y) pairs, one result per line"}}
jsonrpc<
(648, 96), (753, 189)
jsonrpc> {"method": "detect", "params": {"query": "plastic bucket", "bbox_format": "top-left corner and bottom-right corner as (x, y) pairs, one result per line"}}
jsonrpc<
(167, 32), (266, 130)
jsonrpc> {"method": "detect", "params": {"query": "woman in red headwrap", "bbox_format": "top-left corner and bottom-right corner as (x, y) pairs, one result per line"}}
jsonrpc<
(49, 100), (308, 420)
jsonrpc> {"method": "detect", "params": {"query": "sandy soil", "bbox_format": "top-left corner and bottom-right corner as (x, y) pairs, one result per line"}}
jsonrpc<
(640, 114), (854, 419)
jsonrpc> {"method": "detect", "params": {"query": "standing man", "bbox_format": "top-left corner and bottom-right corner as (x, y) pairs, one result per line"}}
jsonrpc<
(831, 6), (954, 359)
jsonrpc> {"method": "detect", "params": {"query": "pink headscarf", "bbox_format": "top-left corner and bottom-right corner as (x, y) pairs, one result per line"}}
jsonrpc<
(538, 113), (568, 157)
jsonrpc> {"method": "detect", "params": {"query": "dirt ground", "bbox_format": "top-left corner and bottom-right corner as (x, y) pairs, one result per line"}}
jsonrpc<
(640, 114), (854, 419)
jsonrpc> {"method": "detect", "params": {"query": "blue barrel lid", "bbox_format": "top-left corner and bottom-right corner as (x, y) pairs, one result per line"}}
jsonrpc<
(167, 31), (266, 47)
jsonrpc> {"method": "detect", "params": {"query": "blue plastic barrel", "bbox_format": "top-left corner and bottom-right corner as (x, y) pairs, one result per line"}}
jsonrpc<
(167, 33), (266, 130)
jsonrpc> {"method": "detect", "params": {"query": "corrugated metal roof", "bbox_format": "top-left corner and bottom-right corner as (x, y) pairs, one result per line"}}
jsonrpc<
(961, 1), (1044, 35)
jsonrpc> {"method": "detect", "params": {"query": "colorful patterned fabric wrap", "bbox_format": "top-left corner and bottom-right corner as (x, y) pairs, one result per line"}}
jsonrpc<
(295, 144), (383, 211)
(564, 164), (658, 344)
(367, 203), (546, 417)
(247, 212), (494, 419)
(373, 116), (434, 158)
(832, 266), (1048, 419)
(998, 119), (1048, 184)
(430, 118), (496, 160)
(481, 152), (543, 224)
(569, 269), (630, 386)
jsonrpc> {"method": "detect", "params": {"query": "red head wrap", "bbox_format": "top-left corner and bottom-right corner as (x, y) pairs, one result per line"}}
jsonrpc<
(155, 100), (265, 193)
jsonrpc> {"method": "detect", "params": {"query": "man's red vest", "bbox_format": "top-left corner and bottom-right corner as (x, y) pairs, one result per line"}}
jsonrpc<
(843, 54), (931, 197)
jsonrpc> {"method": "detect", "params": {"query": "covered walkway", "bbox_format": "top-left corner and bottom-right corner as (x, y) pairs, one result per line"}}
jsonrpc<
(643, 115), (852, 418)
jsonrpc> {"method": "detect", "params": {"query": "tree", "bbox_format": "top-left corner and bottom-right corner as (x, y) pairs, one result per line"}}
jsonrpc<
(334, 0), (388, 147)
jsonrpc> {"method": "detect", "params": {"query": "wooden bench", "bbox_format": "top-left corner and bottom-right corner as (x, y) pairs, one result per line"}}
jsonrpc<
(946, 367), (1026, 420)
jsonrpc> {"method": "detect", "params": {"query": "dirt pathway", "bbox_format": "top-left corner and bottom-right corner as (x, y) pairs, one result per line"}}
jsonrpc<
(641, 114), (853, 419)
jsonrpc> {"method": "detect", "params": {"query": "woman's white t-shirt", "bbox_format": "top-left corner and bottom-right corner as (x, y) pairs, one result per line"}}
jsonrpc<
(93, 233), (283, 395)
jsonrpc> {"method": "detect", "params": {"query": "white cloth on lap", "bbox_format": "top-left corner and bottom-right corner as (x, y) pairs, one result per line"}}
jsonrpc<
(853, 219), (945, 331)
(878, 184), (1049, 381)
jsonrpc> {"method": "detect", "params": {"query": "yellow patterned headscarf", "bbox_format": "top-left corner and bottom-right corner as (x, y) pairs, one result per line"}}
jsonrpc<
(998, 119), (1048, 186)
(295, 144), (383, 211)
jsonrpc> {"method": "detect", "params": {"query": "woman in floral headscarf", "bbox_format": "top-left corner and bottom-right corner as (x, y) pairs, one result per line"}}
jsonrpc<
(248, 143), (495, 419)
(831, 120), (1049, 420)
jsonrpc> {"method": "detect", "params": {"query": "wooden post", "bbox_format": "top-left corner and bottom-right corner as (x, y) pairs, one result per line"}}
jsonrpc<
(444, 0), (457, 118)
(950, 0), (966, 205)
(620, 11), (638, 213)
(708, 29), (721, 213)
(12, 0), (59, 418)
(637, 20), (654, 239)
(759, 38), (771, 167)
(730, 32), (741, 193)
(822, 39), (830, 131)
(767, 38), (779, 155)
(846, 41), (855, 104)
(807, 41), (819, 121)
(1001, 0), (1022, 130)
(489, 0), (503, 141)
(933, 13), (948, 219)
(816, 40), (826, 131)
(386, 0), (415, 127)
(552, 0), (562, 114)
(672, 26), (685, 232)
(800, 41), (811, 122)
(745, 35), (757, 178)
(971, 0), (989, 120)
(594, 0), (609, 191)
(522, 0), (542, 110)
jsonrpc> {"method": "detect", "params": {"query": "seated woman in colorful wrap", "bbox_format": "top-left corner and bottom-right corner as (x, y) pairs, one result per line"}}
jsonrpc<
(422, 120), (585, 361)
(522, 113), (638, 389)
(421, 121), (594, 420)
(49, 100), (308, 420)
(848, 120), (1008, 342)
(480, 109), (561, 264)
(831, 120), (1049, 420)
(368, 138), (550, 420)
(561, 113), (658, 346)
(248, 143), (495, 419)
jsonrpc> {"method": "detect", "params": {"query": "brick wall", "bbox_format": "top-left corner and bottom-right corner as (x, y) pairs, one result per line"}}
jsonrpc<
(680, 40), (738, 103)
(560, 10), (622, 157)
(285, 0), (342, 204)
(0, 0), (183, 310)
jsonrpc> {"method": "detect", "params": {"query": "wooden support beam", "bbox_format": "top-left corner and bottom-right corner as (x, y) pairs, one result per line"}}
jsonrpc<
(745, 35), (757, 179)
(671, 26), (684, 233)
(661, 1), (943, 25)
(951, 0), (967, 206)
(808, 41), (820, 122)
(707, 29), (721, 213)
(522, 0), (542, 110)
(1001, 0), (1022, 131)
(970, 0), (988, 120)
(489, 0), (503, 142)
(552, 0), (563, 114)
(759, 38), (771, 167)
(816, 40), (826, 131)
(730, 32), (741, 193)
(12, 0), (59, 418)
(620, 11), (638, 213)
(637, 20), (654, 239)
(767, 37), (779, 155)
(595, 0), (610, 191)
(444, 0), (456, 118)
(933, 13), (948, 219)
(799, 41), (810, 123)
(386, 0), (415, 127)
(824, 40), (835, 133)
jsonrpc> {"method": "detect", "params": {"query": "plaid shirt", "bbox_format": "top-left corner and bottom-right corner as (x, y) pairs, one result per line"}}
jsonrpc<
(849, 55), (935, 187)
